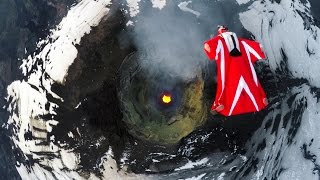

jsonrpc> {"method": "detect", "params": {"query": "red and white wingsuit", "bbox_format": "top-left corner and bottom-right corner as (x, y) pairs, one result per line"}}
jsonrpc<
(204, 30), (268, 116)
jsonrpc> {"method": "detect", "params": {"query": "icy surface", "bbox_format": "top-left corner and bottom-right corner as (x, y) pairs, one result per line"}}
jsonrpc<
(234, 84), (320, 180)
(239, 0), (320, 87)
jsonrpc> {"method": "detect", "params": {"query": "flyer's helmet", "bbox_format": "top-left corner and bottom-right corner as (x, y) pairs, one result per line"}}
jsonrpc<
(217, 25), (228, 34)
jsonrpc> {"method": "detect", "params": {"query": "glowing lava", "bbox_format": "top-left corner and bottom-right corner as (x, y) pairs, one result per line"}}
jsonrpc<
(162, 94), (172, 104)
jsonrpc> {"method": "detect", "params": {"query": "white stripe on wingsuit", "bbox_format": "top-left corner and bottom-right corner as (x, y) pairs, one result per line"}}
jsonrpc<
(241, 41), (262, 86)
(228, 76), (259, 116)
(215, 40), (225, 102)
(221, 32), (240, 53)
(221, 32), (233, 52)
(226, 34), (233, 52)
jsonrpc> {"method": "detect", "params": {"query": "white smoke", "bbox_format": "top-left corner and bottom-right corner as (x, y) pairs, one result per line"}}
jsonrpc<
(125, 0), (228, 81)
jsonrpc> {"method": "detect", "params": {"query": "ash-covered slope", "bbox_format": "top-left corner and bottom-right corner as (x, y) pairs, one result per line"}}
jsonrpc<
(1, 0), (320, 179)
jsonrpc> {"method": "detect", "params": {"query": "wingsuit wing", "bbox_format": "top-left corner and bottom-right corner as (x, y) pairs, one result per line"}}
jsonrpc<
(204, 37), (219, 60)
(240, 39), (266, 63)
(203, 37), (226, 112)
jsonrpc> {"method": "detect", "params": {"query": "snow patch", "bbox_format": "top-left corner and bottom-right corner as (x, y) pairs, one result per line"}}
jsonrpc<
(175, 158), (209, 171)
(178, 1), (201, 18)
(126, 20), (134, 26)
(151, 0), (166, 10)
(239, 84), (320, 179)
(239, 0), (320, 87)
(68, 131), (74, 138)
(6, 0), (112, 178)
(278, 86), (320, 180)
(21, 0), (111, 85)
(6, 81), (59, 155)
(126, 0), (141, 17)
(217, 172), (226, 180)
(236, 0), (251, 5)
(60, 149), (79, 170)
(184, 173), (206, 180)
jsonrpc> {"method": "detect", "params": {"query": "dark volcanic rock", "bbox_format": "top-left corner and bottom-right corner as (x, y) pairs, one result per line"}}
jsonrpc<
(0, 0), (74, 178)
(49, 7), (135, 174)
